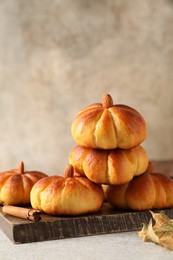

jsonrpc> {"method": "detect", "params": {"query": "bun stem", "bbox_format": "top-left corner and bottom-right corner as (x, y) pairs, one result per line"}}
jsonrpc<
(64, 164), (74, 178)
(18, 161), (24, 174)
(102, 94), (113, 108)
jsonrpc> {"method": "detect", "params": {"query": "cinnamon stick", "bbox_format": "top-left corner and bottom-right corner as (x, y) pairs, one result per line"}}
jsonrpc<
(2, 205), (42, 222)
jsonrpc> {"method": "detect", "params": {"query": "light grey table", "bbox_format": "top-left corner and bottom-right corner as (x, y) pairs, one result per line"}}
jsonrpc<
(0, 228), (172, 260)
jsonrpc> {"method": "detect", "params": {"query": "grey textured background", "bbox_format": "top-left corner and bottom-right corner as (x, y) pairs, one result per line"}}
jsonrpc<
(0, 0), (173, 175)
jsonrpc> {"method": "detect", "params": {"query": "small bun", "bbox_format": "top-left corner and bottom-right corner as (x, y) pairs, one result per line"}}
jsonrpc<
(69, 145), (148, 185)
(104, 172), (173, 211)
(71, 94), (146, 149)
(0, 162), (47, 205)
(31, 165), (104, 215)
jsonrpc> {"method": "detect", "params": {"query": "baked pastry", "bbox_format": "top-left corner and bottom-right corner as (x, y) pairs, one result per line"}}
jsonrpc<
(69, 145), (148, 185)
(71, 94), (146, 149)
(104, 172), (173, 211)
(0, 162), (47, 205)
(31, 164), (104, 215)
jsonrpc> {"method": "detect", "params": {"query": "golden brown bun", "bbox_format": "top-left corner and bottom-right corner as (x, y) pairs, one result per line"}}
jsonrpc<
(69, 145), (148, 185)
(104, 172), (173, 211)
(0, 162), (47, 205)
(71, 94), (146, 149)
(31, 165), (104, 216)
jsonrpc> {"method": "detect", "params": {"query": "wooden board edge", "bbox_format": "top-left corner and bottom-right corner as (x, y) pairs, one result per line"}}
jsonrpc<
(0, 213), (15, 243)
(1, 208), (173, 244)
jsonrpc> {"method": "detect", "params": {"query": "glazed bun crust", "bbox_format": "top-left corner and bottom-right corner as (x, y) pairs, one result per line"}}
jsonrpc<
(69, 145), (148, 185)
(31, 175), (104, 215)
(71, 94), (146, 149)
(0, 162), (47, 205)
(104, 172), (173, 211)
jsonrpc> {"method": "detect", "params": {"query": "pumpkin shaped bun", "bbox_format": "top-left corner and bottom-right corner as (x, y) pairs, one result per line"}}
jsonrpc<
(31, 165), (104, 216)
(69, 145), (148, 185)
(0, 162), (47, 205)
(71, 94), (146, 149)
(104, 172), (173, 211)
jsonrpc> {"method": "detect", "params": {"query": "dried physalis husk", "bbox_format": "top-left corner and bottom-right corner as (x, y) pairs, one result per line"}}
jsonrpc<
(138, 211), (173, 250)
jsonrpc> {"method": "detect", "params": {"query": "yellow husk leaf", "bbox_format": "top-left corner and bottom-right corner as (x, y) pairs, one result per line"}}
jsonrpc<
(138, 211), (173, 251)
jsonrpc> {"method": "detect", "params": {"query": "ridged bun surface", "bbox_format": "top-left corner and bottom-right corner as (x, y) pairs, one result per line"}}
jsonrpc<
(31, 165), (104, 215)
(104, 172), (173, 211)
(69, 145), (148, 185)
(71, 94), (147, 149)
(0, 162), (47, 205)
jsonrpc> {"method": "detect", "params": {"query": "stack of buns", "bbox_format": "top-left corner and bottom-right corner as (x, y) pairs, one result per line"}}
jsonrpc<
(1, 93), (172, 216)
(69, 93), (173, 211)
(69, 94), (148, 185)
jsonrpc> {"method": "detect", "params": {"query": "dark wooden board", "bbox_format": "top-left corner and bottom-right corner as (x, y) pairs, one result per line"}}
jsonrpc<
(0, 160), (173, 244)
(1, 203), (173, 244)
